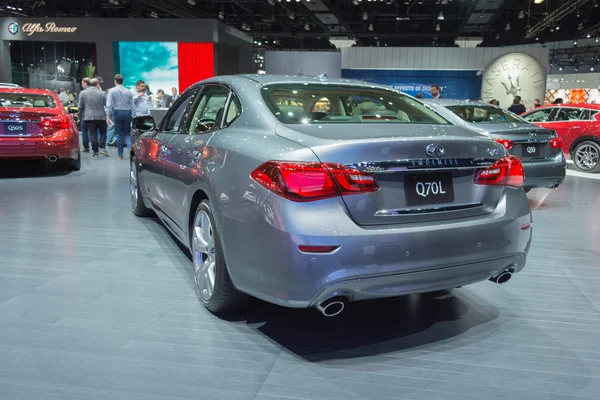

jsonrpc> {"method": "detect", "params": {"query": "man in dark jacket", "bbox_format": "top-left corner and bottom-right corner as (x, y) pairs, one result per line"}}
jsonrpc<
(507, 96), (526, 115)
(78, 78), (108, 158)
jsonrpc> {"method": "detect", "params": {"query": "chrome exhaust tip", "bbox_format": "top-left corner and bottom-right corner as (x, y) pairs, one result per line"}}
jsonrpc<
(489, 270), (513, 284)
(47, 155), (58, 163)
(316, 296), (347, 317)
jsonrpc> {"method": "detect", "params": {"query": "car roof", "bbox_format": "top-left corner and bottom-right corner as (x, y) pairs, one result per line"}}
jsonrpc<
(531, 103), (600, 111)
(194, 74), (397, 92)
(0, 88), (57, 96)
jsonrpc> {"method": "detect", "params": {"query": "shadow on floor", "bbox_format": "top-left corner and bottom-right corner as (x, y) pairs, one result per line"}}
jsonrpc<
(0, 160), (72, 178)
(144, 204), (500, 363)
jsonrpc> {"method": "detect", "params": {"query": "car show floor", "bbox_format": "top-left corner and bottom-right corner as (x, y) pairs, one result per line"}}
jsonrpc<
(1, 155), (599, 400)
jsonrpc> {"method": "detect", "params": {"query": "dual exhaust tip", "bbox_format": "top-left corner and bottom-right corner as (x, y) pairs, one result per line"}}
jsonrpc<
(316, 269), (514, 317)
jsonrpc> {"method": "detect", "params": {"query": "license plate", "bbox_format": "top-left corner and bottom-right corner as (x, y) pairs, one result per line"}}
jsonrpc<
(523, 144), (539, 157)
(404, 172), (455, 206)
(1, 122), (27, 135)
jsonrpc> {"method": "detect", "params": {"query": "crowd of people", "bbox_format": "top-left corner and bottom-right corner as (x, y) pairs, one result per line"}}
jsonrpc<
(76, 74), (179, 159)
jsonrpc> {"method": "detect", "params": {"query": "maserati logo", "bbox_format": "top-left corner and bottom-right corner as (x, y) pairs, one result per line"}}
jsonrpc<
(501, 74), (521, 96)
(8, 22), (18, 35)
(425, 143), (446, 157)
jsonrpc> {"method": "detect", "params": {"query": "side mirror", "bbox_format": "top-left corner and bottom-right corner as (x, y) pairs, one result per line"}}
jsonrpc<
(133, 115), (156, 131)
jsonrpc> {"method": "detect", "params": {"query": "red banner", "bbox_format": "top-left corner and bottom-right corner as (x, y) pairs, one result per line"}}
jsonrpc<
(177, 42), (214, 92)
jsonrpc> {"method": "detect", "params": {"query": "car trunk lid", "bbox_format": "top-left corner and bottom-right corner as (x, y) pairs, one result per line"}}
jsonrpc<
(0, 108), (63, 137)
(485, 124), (559, 160)
(276, 123), (507, 226)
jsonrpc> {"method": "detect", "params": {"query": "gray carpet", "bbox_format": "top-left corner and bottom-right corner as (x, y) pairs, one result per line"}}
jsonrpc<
(0, 154), (599, 400)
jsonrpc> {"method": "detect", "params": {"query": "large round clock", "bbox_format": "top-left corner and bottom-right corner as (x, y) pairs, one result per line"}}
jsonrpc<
(481, 52), (547, 109)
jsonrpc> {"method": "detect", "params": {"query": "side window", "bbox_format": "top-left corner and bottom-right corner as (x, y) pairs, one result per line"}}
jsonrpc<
(223, 94), (241, 128)
(555, 108), (584, 122)
(579, 109), (591, 120)
(188, 85), (229, 134)
(162, 90), (196, 133)
(523, 108), (554, 122)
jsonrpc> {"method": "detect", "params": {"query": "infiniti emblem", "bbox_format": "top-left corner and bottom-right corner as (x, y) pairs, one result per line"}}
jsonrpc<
(425, 143), (446, 157)
(529, 132), (538, 137)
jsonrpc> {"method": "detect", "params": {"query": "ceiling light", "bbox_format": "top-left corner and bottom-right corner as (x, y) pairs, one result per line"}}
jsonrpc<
(268, 0), (275, 4)
(596, 37), (599, 43)
(535, 37), (539, 41)
(558, 66), (563, 71)
(575, 66), (579, 72)
(218, 11), (224, 19)
(587, 32), (592, 38)
(150, 11), (158, 18)
(296, 0), (301, 2)
(368, 23), (374, 31)
(594, 0), (599, 8)
(578, 23), (583, 30)
(591, 65), (595, 71)
(437, 12), (444, 21)
(555, 25), (559, 31)
(550, 27), (554, 32)
(304, 23), (310, 31)
(363, 12), (368, 21)
(495, 33), (500, 40)
(573, 40), (578, 46)
(534, 0), (544, 4)
(187, 0), (196, 5)
(505, 23), (511, 31)
(288, 13), (295, 20)
(435, 23), (440, 31)
(518, 10), (525, 19)
(353, 0), (360, 4)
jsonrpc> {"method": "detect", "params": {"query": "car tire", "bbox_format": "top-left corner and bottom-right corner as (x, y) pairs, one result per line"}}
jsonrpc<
(67, 150), (81, 171)
(130, 157), (152, 217)
(191, 200), (247, 313)
(573, 140), (600, 173)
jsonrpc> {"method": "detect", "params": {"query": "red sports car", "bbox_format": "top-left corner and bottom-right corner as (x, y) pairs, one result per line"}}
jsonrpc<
(522, 104), (600, 172)
(0, 88), (80, 170)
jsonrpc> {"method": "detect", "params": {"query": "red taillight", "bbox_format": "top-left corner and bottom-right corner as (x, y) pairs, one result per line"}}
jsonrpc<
(298, 245), (339, 253)
(39, 115), (71, 133)
(250, 161), (379, 202)
(495, 138), (514, 150)
(549, 136), (563, 149)
(473, 156), (524, 188)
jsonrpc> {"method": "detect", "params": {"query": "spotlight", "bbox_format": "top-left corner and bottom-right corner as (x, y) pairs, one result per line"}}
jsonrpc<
(596, 37), (599, 43)
(304, 23), (310, 31)
(534, 0), (544, 3)
(575, 66), (579, 72)
(505, 23), (511, 31)
(558, 66), (563, 71)
(218, 11), (224, 19)
(288, 13), (295, 20)
(437, 12), (444, 21)
(268, 0), (275, 4)
(594, 0), (599, 8)
(591, 65), (595, 71)
(495, 33), (500, 40)
(368, 23), (374, 31)
(587, 32), (592, 38)
(578, 23), (583, 30)
(555, 25), (560, 31)
(353, 0), (360, 5)
(363, 12), (368, 21)
(518, 10), (525, 19)
(573, 40), (578, 46)
(187, 0), (196, 5)
(435, 23), (440, 31)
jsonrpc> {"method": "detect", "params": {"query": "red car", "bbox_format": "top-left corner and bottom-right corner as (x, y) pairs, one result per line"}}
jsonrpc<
(521, 104), (600, 172)
(0, 88), (80, 170)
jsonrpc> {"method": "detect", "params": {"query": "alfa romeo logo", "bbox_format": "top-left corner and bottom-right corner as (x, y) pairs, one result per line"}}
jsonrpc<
(8, 22), (18, 35)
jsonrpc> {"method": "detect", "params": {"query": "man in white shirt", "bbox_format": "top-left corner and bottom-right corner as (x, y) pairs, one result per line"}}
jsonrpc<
(58, 88), (69, 105)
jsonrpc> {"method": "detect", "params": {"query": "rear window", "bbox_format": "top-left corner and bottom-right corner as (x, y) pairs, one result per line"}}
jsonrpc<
(0, 93), (57, 108)
(261, 84), (449, 125)
(446, 105), (525, 124)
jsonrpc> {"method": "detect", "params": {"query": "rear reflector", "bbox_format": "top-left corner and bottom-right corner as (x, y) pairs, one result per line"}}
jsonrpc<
(298, 245), (339, 253)
(494, 138), (514, 150)
(474, 156), (524, 188)
(520, 222), (533, 230)
(251, 161), (378, 202)
(549, 137), (563, 149)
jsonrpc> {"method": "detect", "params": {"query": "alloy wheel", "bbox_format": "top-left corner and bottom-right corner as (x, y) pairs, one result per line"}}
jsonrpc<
(130, 161), (138, 209)
(575, 144), (600, 171)
(193, 210), (216, 302)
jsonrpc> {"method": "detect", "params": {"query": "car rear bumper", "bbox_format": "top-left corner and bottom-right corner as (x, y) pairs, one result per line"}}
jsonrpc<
(221, 187), (532, 308)
(0, 131), (78, 160)
(522, 153), (566, 189)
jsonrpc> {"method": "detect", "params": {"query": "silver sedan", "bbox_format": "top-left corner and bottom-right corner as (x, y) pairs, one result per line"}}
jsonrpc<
(130, 75), (533, 317)
(424, 99), (566, 191)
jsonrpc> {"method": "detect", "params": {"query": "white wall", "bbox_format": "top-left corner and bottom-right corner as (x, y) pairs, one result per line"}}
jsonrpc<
(547, 73), (600, 90)
(265, 51), (341, 77)
(341, 46), (549, 72)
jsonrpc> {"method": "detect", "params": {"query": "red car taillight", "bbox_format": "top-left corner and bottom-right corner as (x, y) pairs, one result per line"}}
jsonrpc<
(494, 138), (514, 150)
(473, 156), (524, 188)
(549, 136), (563, 149)
(250, 161), (379, 202)
(39, 115), (71, 134)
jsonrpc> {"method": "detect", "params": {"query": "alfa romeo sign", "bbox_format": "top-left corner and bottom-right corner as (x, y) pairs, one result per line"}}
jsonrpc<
(8, 22), (18, 35)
